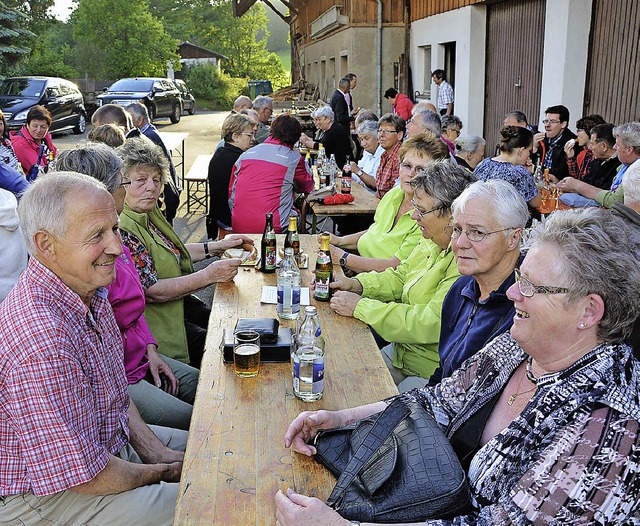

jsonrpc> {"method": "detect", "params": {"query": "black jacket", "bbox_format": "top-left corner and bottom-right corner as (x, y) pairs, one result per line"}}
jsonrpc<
(208, 143), (243, 230)
(583, 156), (621, 190)
(330, 89), (353, 133)
(537, 128), (578, 180)
(313, 122), (352, 168)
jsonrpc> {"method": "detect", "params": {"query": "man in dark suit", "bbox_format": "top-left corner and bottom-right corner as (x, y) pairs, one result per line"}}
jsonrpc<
(330, 77), (354, 134)
(126, 102), (181, 224)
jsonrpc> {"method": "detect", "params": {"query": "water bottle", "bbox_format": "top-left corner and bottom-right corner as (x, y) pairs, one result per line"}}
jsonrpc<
(293, 306), (325, 402)
(277, 247), (301, 320)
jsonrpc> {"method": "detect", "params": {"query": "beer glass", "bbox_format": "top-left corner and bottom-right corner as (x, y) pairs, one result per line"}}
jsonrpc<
(234, 331), (260, 378)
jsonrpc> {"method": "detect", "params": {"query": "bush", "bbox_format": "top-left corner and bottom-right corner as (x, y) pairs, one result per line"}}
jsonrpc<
(184, 63), (249, 110)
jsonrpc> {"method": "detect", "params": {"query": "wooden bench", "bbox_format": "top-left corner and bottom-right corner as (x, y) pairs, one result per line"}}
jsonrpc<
(184, 154), (210, 214)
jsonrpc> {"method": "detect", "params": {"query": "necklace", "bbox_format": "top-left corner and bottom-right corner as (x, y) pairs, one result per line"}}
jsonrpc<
(507, 359), (537, 406)
(525, 355), (539, 384)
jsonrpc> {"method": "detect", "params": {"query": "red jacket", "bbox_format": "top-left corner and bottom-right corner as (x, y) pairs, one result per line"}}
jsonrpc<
(393, 94), (414, 122)
(10, 126), (57, 176)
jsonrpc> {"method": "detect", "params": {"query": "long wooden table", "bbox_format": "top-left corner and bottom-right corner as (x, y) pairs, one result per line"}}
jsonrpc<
(174, 235), (397, 525)
(304, 181), (380, 234)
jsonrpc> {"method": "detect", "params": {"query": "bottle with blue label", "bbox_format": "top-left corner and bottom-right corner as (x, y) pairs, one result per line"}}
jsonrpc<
(293, 306), (325, 402)
(277, 247), (301, 320)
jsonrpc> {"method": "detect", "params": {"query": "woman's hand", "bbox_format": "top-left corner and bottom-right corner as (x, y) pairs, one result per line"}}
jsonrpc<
(330, 290), (361, 317)
(146, 344), (178, 396)
(203, 258), (242, 283)
(214, 235), (254, 252)
(284, 409), (345, 455)
(329, 244), (344, 263)
(275, 489), (347, 526)
(299, 133), (313, 149)
(330, 274), (362, 293)
(564, 139), (576, 159)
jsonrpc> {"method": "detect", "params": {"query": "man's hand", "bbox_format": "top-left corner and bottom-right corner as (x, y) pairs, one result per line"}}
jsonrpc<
(162, 461), (184, 483)
(533, 131), (545, 153)
(555, 176), (579, 193)
(203, 258), (241, 283)
(146, 345), (178, 396)
(329, 290), (361, 317)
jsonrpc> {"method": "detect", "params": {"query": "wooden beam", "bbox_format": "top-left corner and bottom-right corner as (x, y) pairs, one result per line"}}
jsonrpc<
(261, 0), (291, 22)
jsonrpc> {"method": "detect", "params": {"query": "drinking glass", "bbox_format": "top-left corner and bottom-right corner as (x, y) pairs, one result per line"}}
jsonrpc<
(234, 331), (260, 378)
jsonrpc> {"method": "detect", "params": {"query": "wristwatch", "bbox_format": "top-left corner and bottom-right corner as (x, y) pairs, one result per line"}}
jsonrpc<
(339, 251), (349, 269)
(349, 521), (361, 526)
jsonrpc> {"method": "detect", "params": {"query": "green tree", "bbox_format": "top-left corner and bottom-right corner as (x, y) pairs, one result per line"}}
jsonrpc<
(0, 1), (35, 75)
(72, 0), (179, 78)
(26, 19), (78, 77)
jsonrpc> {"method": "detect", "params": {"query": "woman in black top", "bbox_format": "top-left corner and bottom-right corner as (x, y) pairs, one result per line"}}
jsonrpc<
(300, 105), (352, 168)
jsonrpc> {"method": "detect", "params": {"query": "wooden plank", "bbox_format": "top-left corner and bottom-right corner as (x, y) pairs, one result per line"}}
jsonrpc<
(185, 154), (210, 182)
(174, 235), (397, 524)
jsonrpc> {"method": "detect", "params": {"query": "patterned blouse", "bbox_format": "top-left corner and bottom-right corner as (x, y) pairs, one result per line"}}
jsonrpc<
(474, 158), (538, 203)
(397, 332), (640, 525)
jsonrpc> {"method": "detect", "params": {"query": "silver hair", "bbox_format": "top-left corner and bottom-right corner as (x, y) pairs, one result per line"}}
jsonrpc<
(357, 119), (379, 138)
(441, 115), (463, 132)
(18, 171), (108, 254)
(355, 110), (378, 127)
(233, 95), (253, 111)
(452, 179), (529, 231)
(409, 159), (477, 217)
(613, 122), (640, 153)
(455, 134), (486, 154)
(338, 77), (351, 90)
(622, 160), (640, 206)
(117, 136), (169, 185)
(53, 143), (123, 193)
(413, 109), (441, 136)
(252, 96), (273, 110)
(125, 102), (149, 124)
(312, 105), (335, 121)
(525, 207), (640, 342)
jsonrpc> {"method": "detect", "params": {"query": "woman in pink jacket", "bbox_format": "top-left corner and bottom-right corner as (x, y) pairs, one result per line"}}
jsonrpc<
(10, 105), (57, 180)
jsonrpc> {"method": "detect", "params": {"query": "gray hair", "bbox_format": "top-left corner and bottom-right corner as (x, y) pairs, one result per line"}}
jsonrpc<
(126, 102), (149, 124)
(410, 160), (477, 217)
(355, 109), (378, 127)
(312, 105), (335, 121)
(357, 119), (379, 139)
(338, 77), (351, 90)
(455, 134), (486, 154)
(233, 95), (253, 111)
(613, 122), (640, 154)
(441, 115), (463, 133)
(252, 96), (273, 110)
(117, 136), (169, 185)
(622, 160), (640, 206)
(525, 207), (640, 342)
(53, 143), (123, 193)
(18, 172), (108, 254)
(452, 179), (529, 231)
(413, 109), (441, 136)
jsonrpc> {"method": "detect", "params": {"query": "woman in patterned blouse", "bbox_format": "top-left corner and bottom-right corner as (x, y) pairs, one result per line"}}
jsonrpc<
(278, 207), (640, 525)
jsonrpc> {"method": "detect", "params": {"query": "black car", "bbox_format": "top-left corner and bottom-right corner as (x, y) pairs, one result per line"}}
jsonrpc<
(0, 76), (87, 135)
(175, 79), (196, 115)
(97, 77), (182, 123)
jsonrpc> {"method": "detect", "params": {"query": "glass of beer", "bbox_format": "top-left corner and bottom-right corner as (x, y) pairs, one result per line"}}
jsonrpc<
(233, 331), (260, 378)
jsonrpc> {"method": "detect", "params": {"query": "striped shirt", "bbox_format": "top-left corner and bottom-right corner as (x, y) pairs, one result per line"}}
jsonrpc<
(0, 258), (130, 496)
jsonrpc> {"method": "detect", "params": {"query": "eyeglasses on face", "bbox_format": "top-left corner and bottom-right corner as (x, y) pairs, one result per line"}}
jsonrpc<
(120, 176), (132, 188)
(451, 226), (512, 242)
(513, 268), (571, 298)
(410, 198), (442, 218)
(239, 132), (255, 137)
(378, 129), (399, 136)
(542, 119), (561, 125)
(399, 161), (426, 174)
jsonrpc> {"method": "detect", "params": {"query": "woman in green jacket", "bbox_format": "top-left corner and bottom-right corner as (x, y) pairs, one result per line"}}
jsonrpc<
(330, 160), (476, 390)
(118, 137), (252, 368)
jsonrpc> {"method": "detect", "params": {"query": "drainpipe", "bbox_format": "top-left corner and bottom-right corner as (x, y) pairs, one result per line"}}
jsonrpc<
(376, 0), (382, 115)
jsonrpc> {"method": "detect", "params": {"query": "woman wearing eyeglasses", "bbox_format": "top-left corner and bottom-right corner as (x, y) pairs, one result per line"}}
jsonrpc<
(277, 207), (640, 525)
(474, 125), (541, 209)
(299, 105), (351, 169)
(327, 132), (449, 275)
(329, 160), (475, 387)
(207, 113), (256, 239)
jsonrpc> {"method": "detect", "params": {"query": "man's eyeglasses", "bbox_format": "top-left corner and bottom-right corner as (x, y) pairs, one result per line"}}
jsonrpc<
(411, 199), (442, 218)
(399, 162), (426, 174)
(451, 226), (512, 242)
(542, 119), (561, 125)
(514, 269), (571, 298)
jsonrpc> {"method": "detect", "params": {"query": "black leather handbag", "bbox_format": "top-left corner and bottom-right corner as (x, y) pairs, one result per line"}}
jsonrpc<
(313, 398), (471, 523)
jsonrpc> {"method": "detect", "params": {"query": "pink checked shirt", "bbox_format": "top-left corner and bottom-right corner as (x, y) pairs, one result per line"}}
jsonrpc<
(0, 258), (130, 496)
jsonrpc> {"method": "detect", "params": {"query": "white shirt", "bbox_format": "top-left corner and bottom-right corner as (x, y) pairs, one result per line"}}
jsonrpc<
(354, 145), (384, 193)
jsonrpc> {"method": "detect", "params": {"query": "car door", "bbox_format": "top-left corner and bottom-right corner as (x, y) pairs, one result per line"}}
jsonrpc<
(152, 80), (167, 116)
(44, 81), (65, 132)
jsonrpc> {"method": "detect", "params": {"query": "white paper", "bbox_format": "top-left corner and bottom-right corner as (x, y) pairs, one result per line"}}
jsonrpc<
(261, 286), (310, 305)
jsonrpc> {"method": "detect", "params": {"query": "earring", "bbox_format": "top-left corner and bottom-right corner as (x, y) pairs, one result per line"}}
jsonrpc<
(579, 323), (587, 329)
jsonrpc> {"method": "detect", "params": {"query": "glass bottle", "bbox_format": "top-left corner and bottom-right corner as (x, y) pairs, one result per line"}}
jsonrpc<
(341, 155), (352, 194)
(283, 215), (300, 262)
(293, 306), (325, 402)
(277, 247), (301, 320)
(327, 154), (337, 187)
(314, 232), (333, 301)
(260, 212), (276, 273)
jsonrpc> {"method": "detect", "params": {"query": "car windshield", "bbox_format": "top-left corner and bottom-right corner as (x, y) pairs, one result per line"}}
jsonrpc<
(0, 78), (46, 98)
(108, 79), (154, 92)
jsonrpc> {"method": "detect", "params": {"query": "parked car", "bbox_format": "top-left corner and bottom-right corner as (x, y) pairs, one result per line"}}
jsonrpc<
(0, 76), (87, 135)
(96, 77), (182, 123)
(175, 79), (196, 115)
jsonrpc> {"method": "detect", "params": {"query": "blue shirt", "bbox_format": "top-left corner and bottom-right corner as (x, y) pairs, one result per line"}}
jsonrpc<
(0, 163), (29, 197)
(429, 268), (518, 385)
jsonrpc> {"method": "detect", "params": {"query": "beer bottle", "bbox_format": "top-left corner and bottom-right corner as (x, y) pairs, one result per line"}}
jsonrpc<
(341, 155), (352, 194)
(314, 232), (333, 301)
(293, 306), (325, 402)
(260, 212), (276, 273)
(283, 215), (300, 262)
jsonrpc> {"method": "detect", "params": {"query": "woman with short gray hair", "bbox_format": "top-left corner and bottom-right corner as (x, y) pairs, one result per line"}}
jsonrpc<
(350, 119), (383, 192)
(329, 160), (476, 389)
(455, 134), (486, 170)
(299, 105), (351, 167)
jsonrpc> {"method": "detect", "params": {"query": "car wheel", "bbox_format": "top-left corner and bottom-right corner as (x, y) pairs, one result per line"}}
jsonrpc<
(73, 112), (87, 134)
(188, 102), (196, 115)
(148, 104), (156, 121)
(170, 103), (182, 124)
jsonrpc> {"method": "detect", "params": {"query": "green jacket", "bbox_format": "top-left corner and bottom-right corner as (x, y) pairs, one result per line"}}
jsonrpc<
(119, 205), (194, 363)
(354, 238), (460, 380)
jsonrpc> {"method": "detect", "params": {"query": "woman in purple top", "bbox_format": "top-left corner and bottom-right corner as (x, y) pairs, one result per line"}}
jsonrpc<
(54, 144), (198, 430)
(474, 126), (541, 209)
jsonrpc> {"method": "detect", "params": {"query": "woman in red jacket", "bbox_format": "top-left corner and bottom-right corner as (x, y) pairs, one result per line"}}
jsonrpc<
(10, 105), (57, 180)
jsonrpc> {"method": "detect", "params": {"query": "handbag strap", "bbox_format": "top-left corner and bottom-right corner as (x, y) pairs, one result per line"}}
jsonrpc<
(326, 398), (411, 506)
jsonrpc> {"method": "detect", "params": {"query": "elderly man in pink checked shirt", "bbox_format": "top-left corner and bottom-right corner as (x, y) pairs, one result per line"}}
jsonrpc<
(0, 172), (185, 525)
